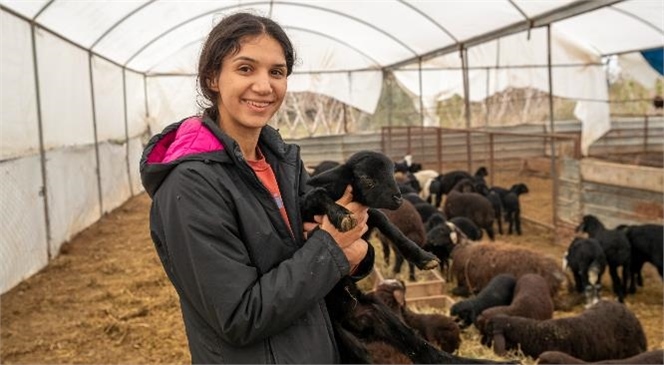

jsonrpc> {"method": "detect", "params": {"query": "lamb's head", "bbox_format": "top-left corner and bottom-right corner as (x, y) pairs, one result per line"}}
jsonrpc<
(345, 151), (403, 209)
(475, 166), (489, 178)
(307, 151), (402, 210)
(373, 279), (407, 314)
(511, 183), (529, 195)
(449, 300), (476, 328)
(424, 221), (466, 263)
(575, 214), (603, 235)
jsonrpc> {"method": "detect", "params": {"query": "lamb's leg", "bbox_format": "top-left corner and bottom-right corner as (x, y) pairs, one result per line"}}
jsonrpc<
(506, 211), (514, 235)
(515, 207), (522, 235)
(367, 208), (439, 270)
(301, 188), (356, 231)
(495, 208), (503, 235)
(608, 264), (625, 303)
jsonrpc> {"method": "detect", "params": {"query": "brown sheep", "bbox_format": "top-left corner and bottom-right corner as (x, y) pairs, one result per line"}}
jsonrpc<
(484, 300), (647, 361)
(449, 241), (566, 301)
(371, 279), (461, 354)
(537, 349), (663, 364)
(443, 178), (496, 240)
(475, 273), (554, 344)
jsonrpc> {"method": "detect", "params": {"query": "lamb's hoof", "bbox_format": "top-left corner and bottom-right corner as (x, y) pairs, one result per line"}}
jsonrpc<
(338, 214), (357, 232)
(421, 258), (440, 270)
(413, 250), (440, 270)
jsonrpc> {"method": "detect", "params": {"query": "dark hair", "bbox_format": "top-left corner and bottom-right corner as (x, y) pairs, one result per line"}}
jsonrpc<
(197, 12), (295, 120)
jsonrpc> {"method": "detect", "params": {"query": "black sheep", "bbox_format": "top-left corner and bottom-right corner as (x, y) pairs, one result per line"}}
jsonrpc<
(302, 150), (448, 363)
(502, 183), (528, 235)
(575, 215), (631, 303)
(485, 300), (647, 361)
(449, 273), (516, 328)
(423, 221), (462, 281)
(414, 202), (440, 224)
(617, 224), (663, 294)
(564, 237), (607, 307)
(449, 216), (483, 241)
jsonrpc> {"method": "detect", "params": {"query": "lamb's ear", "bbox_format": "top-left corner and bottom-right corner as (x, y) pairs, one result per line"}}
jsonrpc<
(307, 164), (352, 198)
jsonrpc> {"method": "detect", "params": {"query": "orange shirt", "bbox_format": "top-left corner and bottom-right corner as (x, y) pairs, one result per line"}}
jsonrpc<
(247, 150), (293, 237)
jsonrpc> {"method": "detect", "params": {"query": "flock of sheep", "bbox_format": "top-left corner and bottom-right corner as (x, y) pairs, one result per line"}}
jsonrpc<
(306, 151), (663, 364)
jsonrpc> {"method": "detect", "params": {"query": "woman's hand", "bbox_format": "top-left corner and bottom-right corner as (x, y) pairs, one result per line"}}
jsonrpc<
(303, 185), (370, 271)
(319, 185), (369, 248)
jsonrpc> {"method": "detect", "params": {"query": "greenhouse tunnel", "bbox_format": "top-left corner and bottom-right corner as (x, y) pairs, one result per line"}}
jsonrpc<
(1, 0), (662, 296)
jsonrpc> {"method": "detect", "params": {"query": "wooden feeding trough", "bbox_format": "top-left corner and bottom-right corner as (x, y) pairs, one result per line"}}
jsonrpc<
(367, 266), (455, 312)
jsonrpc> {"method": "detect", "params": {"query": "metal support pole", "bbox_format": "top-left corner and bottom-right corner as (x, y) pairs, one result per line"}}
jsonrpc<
(461, 47), (472, 172)
(88, 53), (104, 216)
(418, 57), (424, 127)
(343, 103), (348, 134)
(143, 74), (150, 118)
(122, 69), (134, 196)
(546, 25), (559, 227)
(386, 70), (393, 127)
(485, 67), (490, 128)
(31, 24), (52, 259)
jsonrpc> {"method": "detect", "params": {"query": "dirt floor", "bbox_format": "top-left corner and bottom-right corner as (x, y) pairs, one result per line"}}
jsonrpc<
(1, 173), (662, 364)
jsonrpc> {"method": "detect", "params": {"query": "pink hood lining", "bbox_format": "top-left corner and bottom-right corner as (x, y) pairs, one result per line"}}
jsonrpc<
(146, 116), (224, 164)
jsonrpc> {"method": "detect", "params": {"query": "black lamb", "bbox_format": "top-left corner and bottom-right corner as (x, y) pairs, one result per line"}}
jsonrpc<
(575, 215), (631, 303)
(563, 237), (607, 307)
(617, 223), (663, 294)
(303, 150), (470, 363)
(484, 300), (647, 361)
(502, 183), (528, 235)
(449, 273), (516, 328)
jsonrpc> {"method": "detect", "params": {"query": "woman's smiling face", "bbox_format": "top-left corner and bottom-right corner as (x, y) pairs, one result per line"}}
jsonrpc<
(210, 34), (288, 134)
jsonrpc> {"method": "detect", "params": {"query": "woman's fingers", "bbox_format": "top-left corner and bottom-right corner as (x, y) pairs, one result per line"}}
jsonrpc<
(336, 185), (353, 206)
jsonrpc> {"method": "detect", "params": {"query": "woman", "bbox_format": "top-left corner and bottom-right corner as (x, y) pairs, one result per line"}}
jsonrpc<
(140, 12), (373, 364)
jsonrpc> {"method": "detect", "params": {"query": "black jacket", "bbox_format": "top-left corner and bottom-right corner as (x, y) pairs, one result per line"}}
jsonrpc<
(140, 115), (373, 364)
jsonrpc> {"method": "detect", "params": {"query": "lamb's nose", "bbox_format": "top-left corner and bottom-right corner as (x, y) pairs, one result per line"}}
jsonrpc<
(392, 194), (403, 204)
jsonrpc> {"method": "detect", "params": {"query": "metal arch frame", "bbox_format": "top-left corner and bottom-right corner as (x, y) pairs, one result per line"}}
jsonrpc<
(606, 5), (664, 35)
(118, 1), (420, 67)
(143, 25), (382, 74)
(90, 0), (158, 49)
(33, 0), (54, 20)
(395, 0), (458, 43)
(385, 0), (625, 70)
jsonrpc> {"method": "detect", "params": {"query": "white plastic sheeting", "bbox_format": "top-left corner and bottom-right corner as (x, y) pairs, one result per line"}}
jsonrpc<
(1, 0), (663, 294)
(45, 147), (100, 256)
(619, 52), (664, 89)
(1, 10), (38, 160)
(393, 27), (612, 154)
(0, 156), (48, 294)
